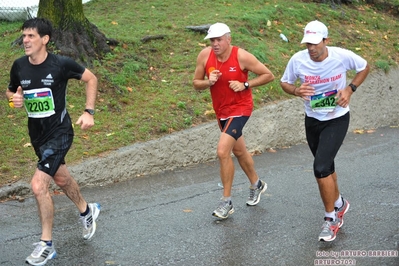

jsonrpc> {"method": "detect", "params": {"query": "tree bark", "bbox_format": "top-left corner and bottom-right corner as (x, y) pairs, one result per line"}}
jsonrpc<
(37, 0), (117, 66)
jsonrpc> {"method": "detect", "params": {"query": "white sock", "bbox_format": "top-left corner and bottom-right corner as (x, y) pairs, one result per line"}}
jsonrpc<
(250, 179), (260, 189)
(334, 195), (343, 209)
(325, 211), (336, 221)
(222, 196), (231, 203)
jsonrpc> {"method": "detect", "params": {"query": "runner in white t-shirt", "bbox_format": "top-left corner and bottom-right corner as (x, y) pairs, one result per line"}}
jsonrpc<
(280, 20), (370, 242)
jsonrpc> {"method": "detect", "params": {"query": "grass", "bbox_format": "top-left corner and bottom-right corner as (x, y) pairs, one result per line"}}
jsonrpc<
(0, 0), (398, 186)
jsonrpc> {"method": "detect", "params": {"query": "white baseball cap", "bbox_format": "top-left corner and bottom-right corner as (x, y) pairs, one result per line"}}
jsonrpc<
(204, 23), (231, 40)
(300, 20), (328, 44)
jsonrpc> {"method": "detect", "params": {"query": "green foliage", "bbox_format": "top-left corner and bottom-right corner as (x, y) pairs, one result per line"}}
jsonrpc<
(0, 0), (398, 185)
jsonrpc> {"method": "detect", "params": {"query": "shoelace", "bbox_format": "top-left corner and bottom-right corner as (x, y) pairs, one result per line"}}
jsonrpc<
(79, 214), (93, 229)
(248, 188), (256, 199)
(31, 242), (46, 257)
(217, 202), (230, 212)
(321, 220), (337, 233)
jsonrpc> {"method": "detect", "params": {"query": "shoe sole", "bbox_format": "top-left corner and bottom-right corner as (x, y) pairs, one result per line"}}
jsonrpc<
(246, 183), (268, 206)
(318, 224), (340, 242)
(84, 203), (101, 240)
(212, 207), (235, 219)
(338, 201), (350, 228)
(318, 228), (339, 242)
(319, 235), (337, 242)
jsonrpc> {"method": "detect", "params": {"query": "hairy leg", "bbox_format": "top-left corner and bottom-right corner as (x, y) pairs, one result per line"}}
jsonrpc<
(316, 173), (340, 213)
(53, 164), (87, 213)
(31, 169), (54, 241)
(233, 136), (259, 184)
(217, 133), (236, 198)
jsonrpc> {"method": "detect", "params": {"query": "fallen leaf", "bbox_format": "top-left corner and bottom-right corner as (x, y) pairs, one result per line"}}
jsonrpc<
(183, 209), (193, 213)
(111, 21), (118, 25)
(23, 143), (32, 148)
(353, 129), (365, 134)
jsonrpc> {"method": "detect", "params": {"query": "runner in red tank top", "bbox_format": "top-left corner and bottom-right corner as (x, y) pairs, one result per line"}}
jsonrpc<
(193, 22), (275, 219)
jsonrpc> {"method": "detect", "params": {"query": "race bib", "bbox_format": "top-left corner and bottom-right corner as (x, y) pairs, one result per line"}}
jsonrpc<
(310, 89), (337, 113)
(23, 88), (55, 118)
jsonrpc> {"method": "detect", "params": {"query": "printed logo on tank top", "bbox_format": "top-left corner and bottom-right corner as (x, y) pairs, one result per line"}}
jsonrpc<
(208, 66), (216, 75)
(41, 74), (54, 86)
(207, 66), (237, 75)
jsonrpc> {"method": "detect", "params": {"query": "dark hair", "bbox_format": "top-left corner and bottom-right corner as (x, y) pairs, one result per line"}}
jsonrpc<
(22, 18), (53, 40)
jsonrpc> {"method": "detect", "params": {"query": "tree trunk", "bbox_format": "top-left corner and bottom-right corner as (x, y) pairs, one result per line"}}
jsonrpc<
(37, 0), (117, 66)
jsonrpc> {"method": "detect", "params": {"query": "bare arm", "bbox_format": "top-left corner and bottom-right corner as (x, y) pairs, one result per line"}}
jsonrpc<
(6, 89), (13, 100)
(193, 47), (216, 90)
(75, 68), (98, 130)
(336, 63), (370, 107)
(280, 82), (298, 96)
(228, 48), (274, 92)
(81, 68), (98, 110)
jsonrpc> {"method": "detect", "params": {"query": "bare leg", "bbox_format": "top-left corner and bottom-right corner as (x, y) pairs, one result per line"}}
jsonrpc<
(233, 135), (259, 185)
(316, 172), (340, 213)
(30, 169), (54, 241)
(53, 164), (87, 213)
(332, 171), (339, 200)
(217, 133), (237, 198)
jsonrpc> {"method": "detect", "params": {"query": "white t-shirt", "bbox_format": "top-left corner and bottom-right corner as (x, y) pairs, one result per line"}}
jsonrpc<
(281, 46), (368, 121)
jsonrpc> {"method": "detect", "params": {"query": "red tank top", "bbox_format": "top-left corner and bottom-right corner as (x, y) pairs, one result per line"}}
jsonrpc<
(205, 46), (253, 119)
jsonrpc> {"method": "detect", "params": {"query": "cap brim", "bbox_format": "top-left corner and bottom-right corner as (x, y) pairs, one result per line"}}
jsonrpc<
(204, 32), (230, 40)
(204, 34), (222, 40)
(301, 35), (323, 44)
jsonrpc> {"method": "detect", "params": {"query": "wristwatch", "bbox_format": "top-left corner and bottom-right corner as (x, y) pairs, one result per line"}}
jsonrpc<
(244, 81), (249, 90)
(84, 109), (95, 115)
(349, 83), (357, 92)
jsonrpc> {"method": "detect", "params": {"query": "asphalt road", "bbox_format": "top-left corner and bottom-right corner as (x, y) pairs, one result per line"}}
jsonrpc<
(1, 126), (398, 266)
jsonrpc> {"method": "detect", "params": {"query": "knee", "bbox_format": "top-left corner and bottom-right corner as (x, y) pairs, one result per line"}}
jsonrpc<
(30, 178), (48, 197)
(216, 147), (231, 160)
(314, 164), (334, 178)
(53, 174), (69, 188)
(232, 146), (248, 158)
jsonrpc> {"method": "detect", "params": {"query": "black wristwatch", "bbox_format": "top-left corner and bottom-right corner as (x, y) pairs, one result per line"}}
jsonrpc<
(349, 83), (357, 92)
(84, 109), (95, 115)
(244, 81), (249, 90)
